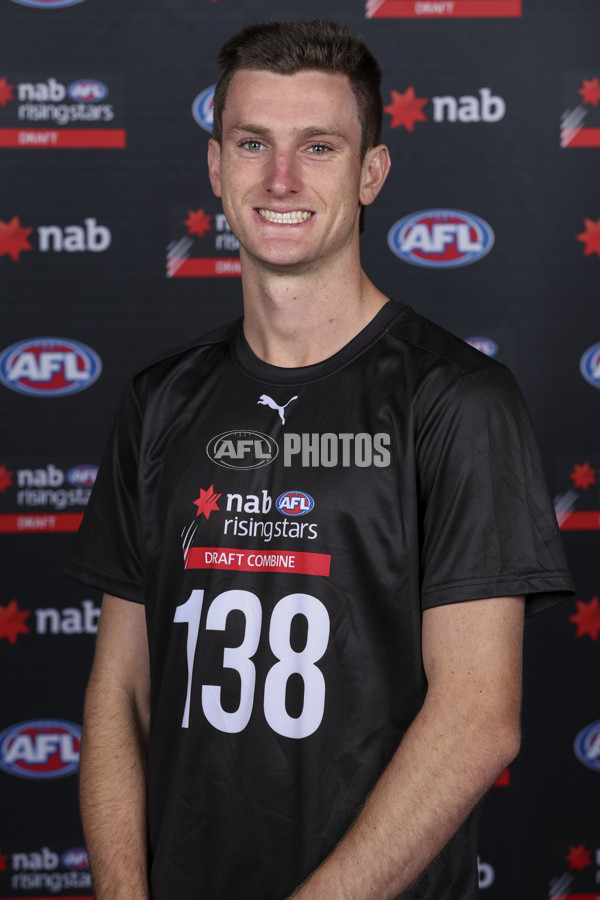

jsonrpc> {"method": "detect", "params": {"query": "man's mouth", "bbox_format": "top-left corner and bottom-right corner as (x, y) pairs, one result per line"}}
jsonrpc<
(257, 209), (313, 224)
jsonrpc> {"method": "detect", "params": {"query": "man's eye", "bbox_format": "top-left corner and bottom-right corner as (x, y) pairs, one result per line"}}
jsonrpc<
(308, 144), (331, 155)
(241, 139), (265, 151)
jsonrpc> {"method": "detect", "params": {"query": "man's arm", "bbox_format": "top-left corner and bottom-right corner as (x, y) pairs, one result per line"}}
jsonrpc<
(80, 593), (151, 900)
(289, 594), (525, 900)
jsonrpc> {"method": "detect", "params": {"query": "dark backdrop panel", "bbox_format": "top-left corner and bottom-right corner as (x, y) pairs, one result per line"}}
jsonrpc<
(1, 2), (598, 899)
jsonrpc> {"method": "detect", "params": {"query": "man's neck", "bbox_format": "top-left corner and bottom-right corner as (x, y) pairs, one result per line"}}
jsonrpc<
(240, 257), (389, 369)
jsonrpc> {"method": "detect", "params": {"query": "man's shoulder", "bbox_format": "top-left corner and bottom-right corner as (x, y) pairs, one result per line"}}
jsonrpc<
(386, 303), (500, 378)
(130, 317), (240, 394)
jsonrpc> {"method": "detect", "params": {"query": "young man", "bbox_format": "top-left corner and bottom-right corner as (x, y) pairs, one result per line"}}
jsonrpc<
(65, 20), (573, 900)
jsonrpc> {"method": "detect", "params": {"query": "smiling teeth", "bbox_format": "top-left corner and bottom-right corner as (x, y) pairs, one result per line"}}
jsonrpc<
(258, 209), (312, 224)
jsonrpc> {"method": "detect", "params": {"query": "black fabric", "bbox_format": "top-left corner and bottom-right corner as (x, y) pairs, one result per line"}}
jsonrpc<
(65, 299), (573, 900)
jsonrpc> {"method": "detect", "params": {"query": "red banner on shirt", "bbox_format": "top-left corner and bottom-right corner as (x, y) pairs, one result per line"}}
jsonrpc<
(185, 547), (331, 576)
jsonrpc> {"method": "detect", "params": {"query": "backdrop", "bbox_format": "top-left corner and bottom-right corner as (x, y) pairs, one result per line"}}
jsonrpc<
(1, 1), (599, 898)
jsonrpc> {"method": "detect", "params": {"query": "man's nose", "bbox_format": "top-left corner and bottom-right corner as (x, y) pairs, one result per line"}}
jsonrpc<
(263, 150), (301, 195)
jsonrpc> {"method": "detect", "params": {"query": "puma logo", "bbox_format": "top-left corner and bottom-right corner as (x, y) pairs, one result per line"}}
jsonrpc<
(257, 393), (298, 425)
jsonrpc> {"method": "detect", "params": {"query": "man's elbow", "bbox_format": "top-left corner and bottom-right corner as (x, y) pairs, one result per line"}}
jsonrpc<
(481, 711), (522, 775)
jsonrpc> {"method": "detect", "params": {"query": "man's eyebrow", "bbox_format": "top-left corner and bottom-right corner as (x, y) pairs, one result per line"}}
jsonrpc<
(229, 123), (350, 142)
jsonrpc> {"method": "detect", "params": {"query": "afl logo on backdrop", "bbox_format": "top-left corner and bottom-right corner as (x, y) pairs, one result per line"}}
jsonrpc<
(192, 84), (215, 133)
(67, 464), (98, 487)
(0, 719), (81, 779)
(580, 342), (600, 389)
(388, 209), (494, 268)
(0, 337), (102, 397)
(465, 337), (498, 357)
(574, 720), (600, 772)
(62, 848), (89, 871)
(67, 79), (108, 103)
(9, 0), (88, 6)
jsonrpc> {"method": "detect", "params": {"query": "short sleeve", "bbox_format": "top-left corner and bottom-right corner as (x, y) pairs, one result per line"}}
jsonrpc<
(416, 363), (574, 616)
(63, 379), (145, 603)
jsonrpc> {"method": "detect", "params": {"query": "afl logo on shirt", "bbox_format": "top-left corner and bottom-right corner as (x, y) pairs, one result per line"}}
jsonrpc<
(276, 491), (314, 516)
(580, 342), (600, 389)
(207, 430), (279, 469)
(388, 209), (494, 268)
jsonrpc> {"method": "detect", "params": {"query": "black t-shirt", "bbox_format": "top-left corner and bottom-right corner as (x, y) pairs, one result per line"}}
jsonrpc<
(65, 299), (573, 899)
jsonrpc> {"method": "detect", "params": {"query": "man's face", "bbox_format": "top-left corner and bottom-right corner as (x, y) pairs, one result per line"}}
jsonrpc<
(208, 69), (384, 274)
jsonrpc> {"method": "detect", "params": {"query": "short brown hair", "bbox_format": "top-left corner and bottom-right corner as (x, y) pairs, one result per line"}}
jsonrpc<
(212, 20), (383, 158)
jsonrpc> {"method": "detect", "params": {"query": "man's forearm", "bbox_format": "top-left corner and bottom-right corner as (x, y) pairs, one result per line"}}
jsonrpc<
(289, 597), (524, 900)
(80, 680), (150, 900)
(290, 696), (517, 899)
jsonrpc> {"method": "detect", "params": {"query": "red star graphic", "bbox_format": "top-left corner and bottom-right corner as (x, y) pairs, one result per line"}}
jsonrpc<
(569, 596), (600, 641)
(0, 599), (31, 645)
(184, 208), (213, 238)
(384, 87), (428, 133)
(0, 216), (34, 262)
(566, 843), (593, 872)
(579, 76), (600, 107)
(0, 464), (14, 493)
(0, 77), (15, 107)
(193, 485), (221, 519)
(0, 850), (8, 873)
(569, 461), (598, 490)
(576, 218), (600, 258)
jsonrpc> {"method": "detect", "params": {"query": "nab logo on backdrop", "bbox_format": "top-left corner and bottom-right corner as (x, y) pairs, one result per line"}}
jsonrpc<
(0, 70), (124, 148)
(0, 214), (111, 261)
(366, 1), (522, 18)
(388, 210), (494, 268)
(167, 203), (240, 278)
(0, 338), (102, 397)
(191, 84), (215, 133)
(0, 720), (81, 779)
(383, 85), (505, 133)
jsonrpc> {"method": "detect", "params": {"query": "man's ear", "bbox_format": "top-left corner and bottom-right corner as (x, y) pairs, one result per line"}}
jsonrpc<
(359, 144), (391, 207)
(207, 138), (222, 198)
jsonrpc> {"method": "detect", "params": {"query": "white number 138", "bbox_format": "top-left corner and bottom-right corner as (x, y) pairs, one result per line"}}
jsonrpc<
(173, 589), (330, 740)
